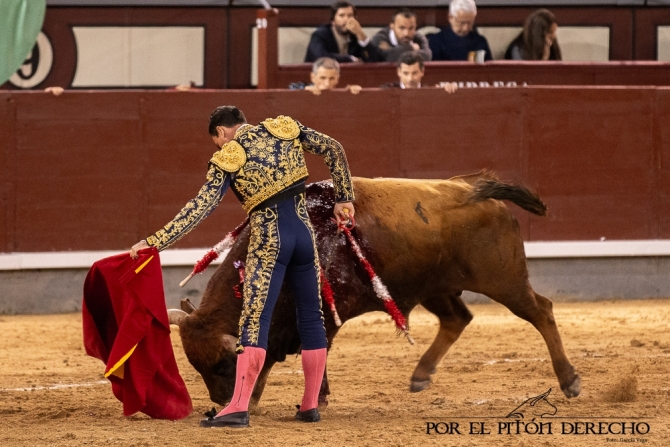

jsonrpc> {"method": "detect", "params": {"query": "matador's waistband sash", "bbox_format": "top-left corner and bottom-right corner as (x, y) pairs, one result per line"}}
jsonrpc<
(251, 181), (306, 212)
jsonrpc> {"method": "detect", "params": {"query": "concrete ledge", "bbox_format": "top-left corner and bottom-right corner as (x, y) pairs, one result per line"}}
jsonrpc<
(2, 241), (670, 314)
(2, 255), (670, 314)
(0, 265), (210, 315)
(1, 240), (670, 271)
(463, 256), (670, 304)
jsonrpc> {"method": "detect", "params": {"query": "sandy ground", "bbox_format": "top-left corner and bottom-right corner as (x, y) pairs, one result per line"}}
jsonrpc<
(0, 299), (669, 447)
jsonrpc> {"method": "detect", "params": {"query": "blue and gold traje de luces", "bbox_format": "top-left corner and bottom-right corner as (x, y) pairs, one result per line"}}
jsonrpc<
(146, 116), (355, 251)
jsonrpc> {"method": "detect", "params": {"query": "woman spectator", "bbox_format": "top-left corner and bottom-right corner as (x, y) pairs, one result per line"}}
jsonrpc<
(505, 9), (561, 61)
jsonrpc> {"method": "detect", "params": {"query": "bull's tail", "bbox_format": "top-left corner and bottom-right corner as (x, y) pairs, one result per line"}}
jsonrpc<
(467, 178), (547, 216)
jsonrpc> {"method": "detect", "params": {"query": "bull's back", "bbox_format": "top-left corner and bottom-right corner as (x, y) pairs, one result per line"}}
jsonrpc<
(351, 176), (516, 237)
(350, 177), (528, 292)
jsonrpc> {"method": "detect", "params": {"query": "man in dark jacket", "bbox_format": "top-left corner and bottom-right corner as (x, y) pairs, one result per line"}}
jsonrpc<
(372, 8), (432, 62)
(305, 1), (381, 63)
(381, 52), (457, 93)
(428, 0), (492, 61)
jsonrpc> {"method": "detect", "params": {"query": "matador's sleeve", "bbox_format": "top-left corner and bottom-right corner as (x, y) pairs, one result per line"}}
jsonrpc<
(145, 164), (230, 251)
(297, 121), (355, 203)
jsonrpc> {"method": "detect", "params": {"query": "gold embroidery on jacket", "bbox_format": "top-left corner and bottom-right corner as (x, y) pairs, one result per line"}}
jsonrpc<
(147, 116), (353, 254)
(262, 115), (300, 140)
(211, 141), (247, 173)
(230, 118), (354, 213)
(296, 122), (355, 203)
(237, 207), (280, 350)
(146, 165), (228, 251)
(232, 125), (309, 213)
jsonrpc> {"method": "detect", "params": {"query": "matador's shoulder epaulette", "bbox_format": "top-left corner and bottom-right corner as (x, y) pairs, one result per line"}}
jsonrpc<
(261, 115), (301, 140)
(210, 140), (247, 172)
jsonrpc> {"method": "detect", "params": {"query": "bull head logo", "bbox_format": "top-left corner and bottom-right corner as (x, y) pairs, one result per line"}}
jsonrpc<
(506, 388), (557, 419)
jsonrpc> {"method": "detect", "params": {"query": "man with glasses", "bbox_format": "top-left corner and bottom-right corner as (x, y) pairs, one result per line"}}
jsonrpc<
(428, 0), (492, 61)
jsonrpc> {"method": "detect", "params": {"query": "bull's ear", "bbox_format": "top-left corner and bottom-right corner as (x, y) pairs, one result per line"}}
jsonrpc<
(180, 298), (197, 314)
(168, 309), (188, 326)
(222, 334), (238, 353)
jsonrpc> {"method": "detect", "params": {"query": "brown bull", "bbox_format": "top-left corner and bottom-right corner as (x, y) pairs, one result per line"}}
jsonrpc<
(169, 175), (581, 408)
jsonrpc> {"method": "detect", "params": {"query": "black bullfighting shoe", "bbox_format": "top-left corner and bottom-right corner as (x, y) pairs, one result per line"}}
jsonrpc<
(200, 411), (249, 428)
(295, 405), (321, 423)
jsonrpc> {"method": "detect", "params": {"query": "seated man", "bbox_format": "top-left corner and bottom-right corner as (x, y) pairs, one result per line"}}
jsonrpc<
(372, 8), (432, 62)
(428, 0), (492, 61)
(305, 1), (381, 63)
(382, 52), (457, 93)
(289, 57), (361, 95)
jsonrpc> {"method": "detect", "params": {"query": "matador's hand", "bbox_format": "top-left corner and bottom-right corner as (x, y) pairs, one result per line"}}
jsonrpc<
(334, 202), (355, 227)
(130, 240), (150, 259)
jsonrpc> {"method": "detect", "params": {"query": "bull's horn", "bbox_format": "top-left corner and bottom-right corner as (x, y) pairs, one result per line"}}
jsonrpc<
(180, 298), (197, 314)
(168, 309), (188, 326)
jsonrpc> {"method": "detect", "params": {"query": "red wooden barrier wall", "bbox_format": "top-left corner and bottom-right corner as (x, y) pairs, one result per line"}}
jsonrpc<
(1, 87), (668, 253)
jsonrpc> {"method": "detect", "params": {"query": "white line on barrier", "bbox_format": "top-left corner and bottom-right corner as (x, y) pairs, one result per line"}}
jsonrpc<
(524, 240), (670, 258)
(0, 380), (108, 392)
(0, 248), (230, 271)
(1, 240), (670, 271)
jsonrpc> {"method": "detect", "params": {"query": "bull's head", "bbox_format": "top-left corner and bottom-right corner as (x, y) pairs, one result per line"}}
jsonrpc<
(169, 303), (241, 405)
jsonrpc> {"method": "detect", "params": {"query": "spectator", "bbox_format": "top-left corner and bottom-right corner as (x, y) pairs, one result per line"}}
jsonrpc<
(382, 52), (457, 93)
(504, 9), (562, 61)
(289, 57), (361, 95)
(428, 0), (492, 61)
(305, 1), (381, 63)
(372, 8), (432, 62)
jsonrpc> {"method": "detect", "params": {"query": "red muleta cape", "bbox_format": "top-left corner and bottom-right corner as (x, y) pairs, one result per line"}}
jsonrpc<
(82, 247), (192, 420)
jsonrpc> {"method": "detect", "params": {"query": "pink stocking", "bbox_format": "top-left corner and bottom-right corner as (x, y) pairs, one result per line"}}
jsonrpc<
(216, 346), (266, 416)
(300, 348), (327, 411)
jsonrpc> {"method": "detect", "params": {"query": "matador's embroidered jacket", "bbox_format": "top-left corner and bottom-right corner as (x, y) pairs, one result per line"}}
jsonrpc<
(146, 116), (355, 251)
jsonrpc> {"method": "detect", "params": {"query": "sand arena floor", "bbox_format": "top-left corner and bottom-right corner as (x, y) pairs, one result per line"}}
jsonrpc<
(0, 299), (669, 446)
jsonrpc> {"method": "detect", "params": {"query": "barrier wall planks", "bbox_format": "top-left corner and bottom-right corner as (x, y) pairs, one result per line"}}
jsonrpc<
(0, 87), (668, 253)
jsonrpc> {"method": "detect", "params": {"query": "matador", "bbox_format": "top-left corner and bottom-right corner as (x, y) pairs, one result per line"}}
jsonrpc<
(130, 105), (355, 428)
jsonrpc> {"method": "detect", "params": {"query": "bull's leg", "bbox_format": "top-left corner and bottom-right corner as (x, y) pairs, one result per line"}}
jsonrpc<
(249, 359), (276, 409)
(318, 366), (330, 409)
(492, 287), (580, 398)
(410, 293), (473, 392)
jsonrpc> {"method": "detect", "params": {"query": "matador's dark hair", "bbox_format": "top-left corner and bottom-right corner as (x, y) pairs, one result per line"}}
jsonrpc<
(208, 106), (247, 136)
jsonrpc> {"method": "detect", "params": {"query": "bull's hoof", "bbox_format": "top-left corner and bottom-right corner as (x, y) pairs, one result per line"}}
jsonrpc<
(561, 375), (581, 398)
(410, 378), (431, 393)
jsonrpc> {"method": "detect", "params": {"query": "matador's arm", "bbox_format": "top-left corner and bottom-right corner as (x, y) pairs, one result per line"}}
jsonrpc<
(297, 122), (355, 203)
(145, 164), (231, 251)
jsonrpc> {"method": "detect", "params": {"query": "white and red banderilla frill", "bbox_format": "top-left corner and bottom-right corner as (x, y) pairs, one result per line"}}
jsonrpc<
(181, 213), (413, 344)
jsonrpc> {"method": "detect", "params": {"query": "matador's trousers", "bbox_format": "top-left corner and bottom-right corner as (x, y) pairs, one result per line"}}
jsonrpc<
(237, 192), (327, 352)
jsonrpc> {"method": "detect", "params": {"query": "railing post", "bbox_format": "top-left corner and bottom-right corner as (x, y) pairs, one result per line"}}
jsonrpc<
(256, 8), (279, 89)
